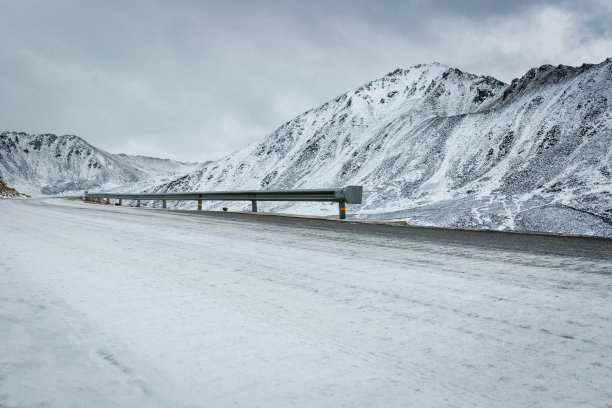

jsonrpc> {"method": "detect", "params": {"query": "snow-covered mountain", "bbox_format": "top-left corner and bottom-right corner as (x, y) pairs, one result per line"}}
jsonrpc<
(153, 59), (612, 236)
(0, 132), (200, 195)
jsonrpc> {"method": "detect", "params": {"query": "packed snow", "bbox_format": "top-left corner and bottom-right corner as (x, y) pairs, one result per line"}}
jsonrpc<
(1, 198), (611, 407)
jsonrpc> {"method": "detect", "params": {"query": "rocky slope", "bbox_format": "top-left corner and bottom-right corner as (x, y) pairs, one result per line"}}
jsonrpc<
(0, 132), (200, 196)
(0, 178), (27, 198)
(153, 59), (612, 236)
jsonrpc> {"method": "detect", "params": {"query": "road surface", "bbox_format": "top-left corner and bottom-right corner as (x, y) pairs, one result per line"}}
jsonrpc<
(1, 198), (611, 407)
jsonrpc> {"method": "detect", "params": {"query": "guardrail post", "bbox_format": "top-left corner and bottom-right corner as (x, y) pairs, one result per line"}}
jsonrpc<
(339, 201), (346, 219)
(118, 199), (122, 206)
(251, 200), (257, 212)
(137, 200), (141, 207)
(162, 199), (166, 208)
(106, 198), (110, 205)
(197, 199), (202, 211)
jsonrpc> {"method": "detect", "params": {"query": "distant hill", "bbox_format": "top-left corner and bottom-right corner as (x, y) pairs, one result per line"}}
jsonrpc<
(0, 132), (201, 196)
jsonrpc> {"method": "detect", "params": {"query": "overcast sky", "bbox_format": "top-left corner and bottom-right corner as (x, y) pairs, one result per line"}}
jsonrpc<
(1, 0), (611, 162)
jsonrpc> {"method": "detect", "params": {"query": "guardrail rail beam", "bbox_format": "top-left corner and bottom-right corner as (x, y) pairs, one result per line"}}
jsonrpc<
(83, 186), (363, 219)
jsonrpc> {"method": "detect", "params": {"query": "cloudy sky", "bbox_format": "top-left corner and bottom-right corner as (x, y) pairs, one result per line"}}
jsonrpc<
(1, 0), (611, 162)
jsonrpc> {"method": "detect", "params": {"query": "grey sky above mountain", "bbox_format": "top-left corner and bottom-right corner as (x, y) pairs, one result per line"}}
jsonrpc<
(1, 0), (610, 162)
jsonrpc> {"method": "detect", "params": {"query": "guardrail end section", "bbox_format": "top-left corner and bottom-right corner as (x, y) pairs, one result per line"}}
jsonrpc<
(343, 186), (363, 204)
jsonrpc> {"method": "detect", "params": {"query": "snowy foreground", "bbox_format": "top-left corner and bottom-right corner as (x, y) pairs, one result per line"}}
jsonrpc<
(1, 199), (611, 407)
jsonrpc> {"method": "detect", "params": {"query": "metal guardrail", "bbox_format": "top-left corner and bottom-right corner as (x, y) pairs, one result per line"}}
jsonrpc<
(83, 186), (363, 219)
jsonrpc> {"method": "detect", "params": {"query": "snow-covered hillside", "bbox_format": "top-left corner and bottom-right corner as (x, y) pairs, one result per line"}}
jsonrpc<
(154, 59), (612, 236)
(0, 132), (200, 196)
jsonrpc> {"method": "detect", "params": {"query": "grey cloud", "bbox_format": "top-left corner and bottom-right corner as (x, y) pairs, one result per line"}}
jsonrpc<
(0, 0), (610, 162)
(561, 0), (612, 43)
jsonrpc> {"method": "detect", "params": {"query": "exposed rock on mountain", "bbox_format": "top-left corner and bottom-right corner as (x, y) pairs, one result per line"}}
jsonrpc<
(154, 60), (612, 236)
(0, 132), (200, 196)
(0, 178), (26, 198)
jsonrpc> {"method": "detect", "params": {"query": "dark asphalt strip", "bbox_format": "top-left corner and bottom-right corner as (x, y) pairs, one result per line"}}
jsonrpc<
(157, 208), (612, 262)
(56, 198), (612, 262)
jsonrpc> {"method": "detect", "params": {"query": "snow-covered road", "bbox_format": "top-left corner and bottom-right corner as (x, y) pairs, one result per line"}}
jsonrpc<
(1, 198), (611, 407)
